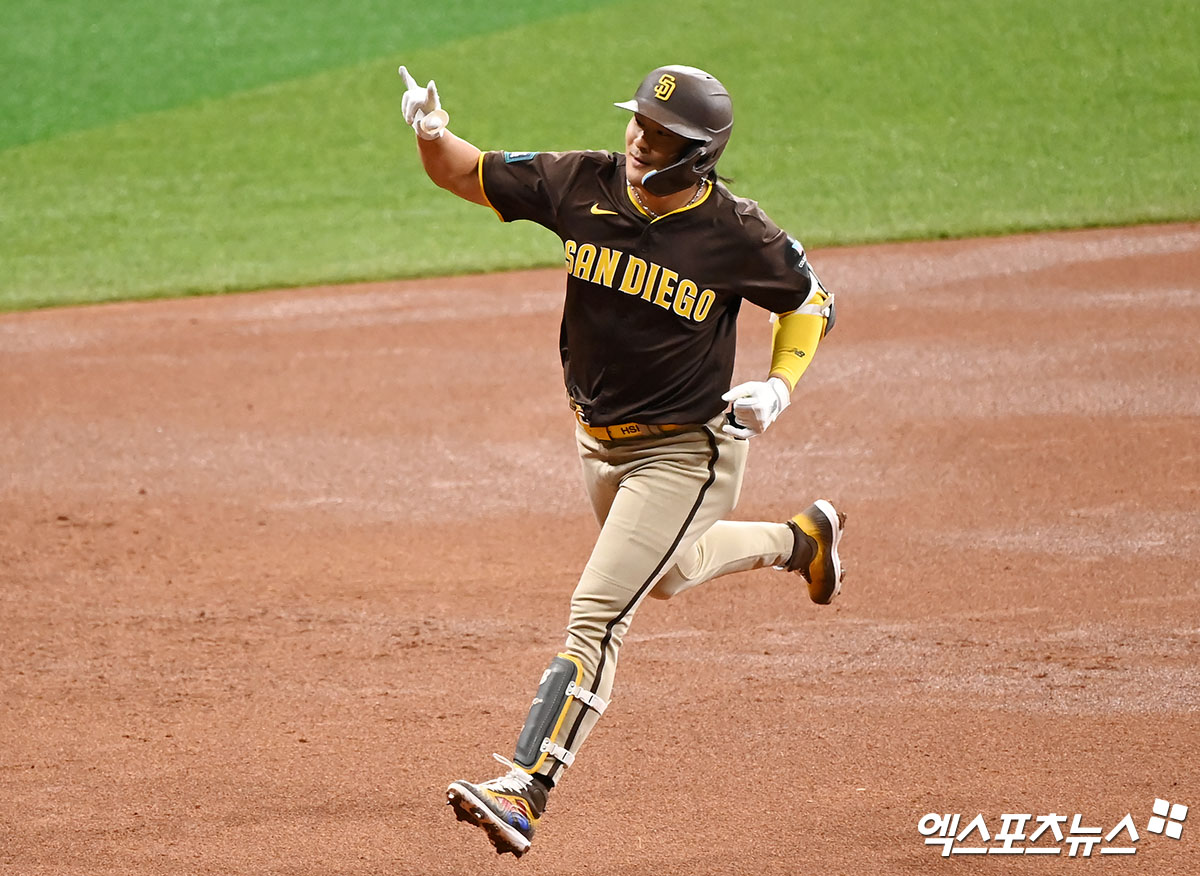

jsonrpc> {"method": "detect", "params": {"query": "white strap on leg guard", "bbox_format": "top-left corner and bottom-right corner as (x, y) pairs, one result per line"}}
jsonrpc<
(513, 653), (608, 772)
(539, 738), (576, 767)
(566, 679), (608, 715)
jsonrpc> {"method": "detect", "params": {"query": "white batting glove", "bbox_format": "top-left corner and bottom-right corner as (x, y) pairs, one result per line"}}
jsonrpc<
(721, 376), (791, 438)
(398, 65), (448, 140)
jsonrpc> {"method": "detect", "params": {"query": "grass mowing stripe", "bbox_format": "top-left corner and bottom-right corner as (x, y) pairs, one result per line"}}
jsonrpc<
(0, 0), (613, 150)
(1, 0), (1196, 310)
(746, 0), (1200, 242)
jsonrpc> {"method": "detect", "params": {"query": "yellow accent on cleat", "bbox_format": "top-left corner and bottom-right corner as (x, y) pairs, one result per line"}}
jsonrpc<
(787, 499), (846, 604)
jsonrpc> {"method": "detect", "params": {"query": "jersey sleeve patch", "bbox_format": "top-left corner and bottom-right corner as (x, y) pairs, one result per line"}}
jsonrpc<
(786, 236), (809, 274)
(503, 151), (540, 163)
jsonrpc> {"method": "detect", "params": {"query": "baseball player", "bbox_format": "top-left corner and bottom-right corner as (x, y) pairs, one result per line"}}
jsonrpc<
(398, 63), (845, 857)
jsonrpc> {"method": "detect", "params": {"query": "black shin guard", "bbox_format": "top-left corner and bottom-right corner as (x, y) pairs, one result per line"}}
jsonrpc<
(513, 653), (607, 773)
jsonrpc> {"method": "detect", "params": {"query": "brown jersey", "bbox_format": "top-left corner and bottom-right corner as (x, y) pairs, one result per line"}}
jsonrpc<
(480, 149), (814, 427)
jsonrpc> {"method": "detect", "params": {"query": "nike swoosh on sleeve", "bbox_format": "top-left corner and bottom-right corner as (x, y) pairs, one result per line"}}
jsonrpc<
(590, 204), (618, 215)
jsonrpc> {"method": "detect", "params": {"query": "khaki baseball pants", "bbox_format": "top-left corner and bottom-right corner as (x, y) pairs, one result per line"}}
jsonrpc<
(537, 412), (795, 784)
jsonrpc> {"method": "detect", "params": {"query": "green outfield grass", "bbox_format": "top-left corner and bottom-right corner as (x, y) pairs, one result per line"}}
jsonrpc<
(0, 0), (605, 150)
(1, 0), (1197, 310)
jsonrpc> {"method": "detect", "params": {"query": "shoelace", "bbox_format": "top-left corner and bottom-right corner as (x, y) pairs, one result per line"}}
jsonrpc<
(478, 753), (535, 794)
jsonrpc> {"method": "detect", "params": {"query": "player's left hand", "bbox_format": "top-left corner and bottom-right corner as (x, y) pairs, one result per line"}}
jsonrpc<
(721, 376), (791, 438)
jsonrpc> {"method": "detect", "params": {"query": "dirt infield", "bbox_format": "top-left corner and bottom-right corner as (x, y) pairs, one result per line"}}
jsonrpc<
(2, 224), (1198, 875)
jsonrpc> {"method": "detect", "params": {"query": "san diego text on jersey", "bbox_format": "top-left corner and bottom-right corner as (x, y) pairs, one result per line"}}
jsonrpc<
(563, 239), (718, 324)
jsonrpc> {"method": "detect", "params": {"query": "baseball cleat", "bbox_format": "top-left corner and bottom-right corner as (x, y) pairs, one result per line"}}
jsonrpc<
(784, 499), (846, 604)
(446, 754), (546, 857)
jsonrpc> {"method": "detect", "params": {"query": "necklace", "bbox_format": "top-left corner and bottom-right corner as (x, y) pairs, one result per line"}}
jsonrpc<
(628, 179), (708, 219)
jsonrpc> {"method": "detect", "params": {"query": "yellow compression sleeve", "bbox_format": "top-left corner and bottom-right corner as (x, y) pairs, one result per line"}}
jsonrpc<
(769, 308), (826, 391)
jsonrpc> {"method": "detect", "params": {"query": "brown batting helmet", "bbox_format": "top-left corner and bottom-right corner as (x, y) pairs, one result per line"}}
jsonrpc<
(615, 65), (733, 196)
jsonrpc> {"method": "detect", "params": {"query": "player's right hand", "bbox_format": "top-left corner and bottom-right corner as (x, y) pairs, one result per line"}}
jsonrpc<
(721, 376), (791, 438)
(398, 66), (446, 139)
